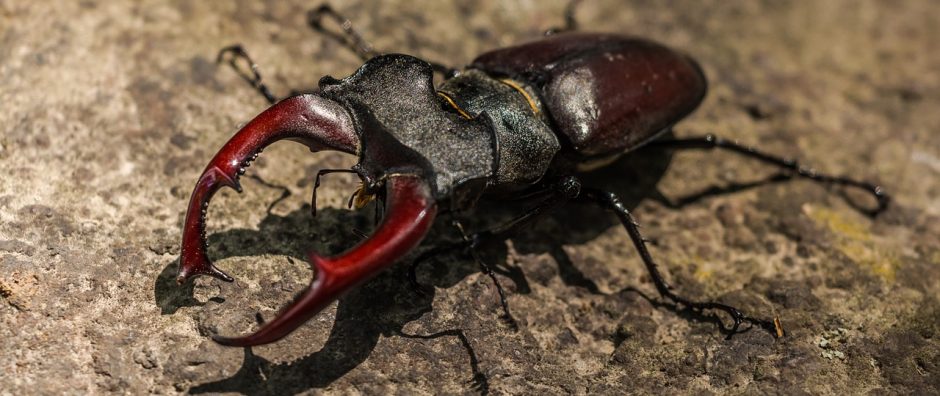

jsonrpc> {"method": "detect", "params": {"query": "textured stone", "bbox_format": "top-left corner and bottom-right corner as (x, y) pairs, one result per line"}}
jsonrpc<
(1, 0), (938, 394)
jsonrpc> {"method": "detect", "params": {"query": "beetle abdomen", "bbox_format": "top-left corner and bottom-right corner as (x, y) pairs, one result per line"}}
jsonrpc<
(471, 33), (707, 157)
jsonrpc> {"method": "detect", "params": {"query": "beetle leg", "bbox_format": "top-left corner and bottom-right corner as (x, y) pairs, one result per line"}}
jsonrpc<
(217, 45), (279, 105)
(451, 220), (519, 329)
(408, 177), (582, 326)
(306, 4), (460, 79)
(544, 0), (583, 36)
(648, 134), (890, 216)
(307, 4), (378, 61)
(580, 187), (782, 339)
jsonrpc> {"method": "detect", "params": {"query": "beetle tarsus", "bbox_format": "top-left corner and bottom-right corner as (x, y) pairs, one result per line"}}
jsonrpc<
(581, 187), (783, 339)
(470, 243), (518, 329)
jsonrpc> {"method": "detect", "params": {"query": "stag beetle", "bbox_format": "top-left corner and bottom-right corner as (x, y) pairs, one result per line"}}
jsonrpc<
(177, 3), (888, 347)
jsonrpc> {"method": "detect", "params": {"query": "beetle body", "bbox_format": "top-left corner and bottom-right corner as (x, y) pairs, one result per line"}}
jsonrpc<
(321, 33), (707, 210)
(178, 27), (882, 346)
(178, 32), (710, 345)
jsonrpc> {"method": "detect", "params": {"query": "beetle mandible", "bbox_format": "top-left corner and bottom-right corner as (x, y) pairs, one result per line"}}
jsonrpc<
(177, 2), (888, 346)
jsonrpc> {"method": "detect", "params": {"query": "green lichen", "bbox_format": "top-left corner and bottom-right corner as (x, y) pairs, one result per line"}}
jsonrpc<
(805, 206), (900, 282)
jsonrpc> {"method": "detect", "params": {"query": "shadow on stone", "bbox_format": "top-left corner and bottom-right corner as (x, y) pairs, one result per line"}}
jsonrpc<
(153, 136), (805, 394)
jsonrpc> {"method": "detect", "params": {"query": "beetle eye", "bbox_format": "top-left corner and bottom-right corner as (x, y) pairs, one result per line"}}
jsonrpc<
(318, 75), (342, 87)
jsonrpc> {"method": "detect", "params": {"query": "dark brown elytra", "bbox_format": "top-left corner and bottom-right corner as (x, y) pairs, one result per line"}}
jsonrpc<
(179, 1), (888, 367)
(471, 33), (707, 158)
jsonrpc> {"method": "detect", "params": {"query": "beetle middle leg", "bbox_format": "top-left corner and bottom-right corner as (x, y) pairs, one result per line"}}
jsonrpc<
(409, 176), (582, 326)
(579, 187), (782, 339)
(647, 134), (889, 216)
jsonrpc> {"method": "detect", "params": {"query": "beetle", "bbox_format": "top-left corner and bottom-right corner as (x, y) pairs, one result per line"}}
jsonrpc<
(177, 3), (888, 347)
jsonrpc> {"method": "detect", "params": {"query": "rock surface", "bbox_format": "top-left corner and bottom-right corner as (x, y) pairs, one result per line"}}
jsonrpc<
(1, 1), (938, 394)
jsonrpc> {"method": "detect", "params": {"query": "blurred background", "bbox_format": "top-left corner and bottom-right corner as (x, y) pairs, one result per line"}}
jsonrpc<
(1, 1), (938, 394)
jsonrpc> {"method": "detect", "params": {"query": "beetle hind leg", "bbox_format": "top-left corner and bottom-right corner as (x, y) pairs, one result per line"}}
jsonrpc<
(580, 187), (784, 339)
(647, 134), (890, 217)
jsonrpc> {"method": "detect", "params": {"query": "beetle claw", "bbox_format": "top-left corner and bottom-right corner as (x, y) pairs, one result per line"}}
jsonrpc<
(209, 175), (436, 347)
(178, 94), (359, 286)
(176, 258), (233, 285)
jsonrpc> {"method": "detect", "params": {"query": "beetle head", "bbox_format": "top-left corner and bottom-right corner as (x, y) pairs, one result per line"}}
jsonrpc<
(176, 88), (442, 346)
(177, 55), (497, 346)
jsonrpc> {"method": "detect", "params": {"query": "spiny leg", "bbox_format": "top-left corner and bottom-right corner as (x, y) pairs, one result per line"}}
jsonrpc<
(408, 176), (583, 325)
(544, 0), (583, 35)
(307, 4), (378, 61)
(216, 45), (279, 105)
(647, 134), (889, 216)
(306, 3), (460, 79)
(579, 187), (783, 339)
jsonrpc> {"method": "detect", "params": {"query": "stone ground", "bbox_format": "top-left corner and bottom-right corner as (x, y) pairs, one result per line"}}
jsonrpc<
(2, 0), (939, 394)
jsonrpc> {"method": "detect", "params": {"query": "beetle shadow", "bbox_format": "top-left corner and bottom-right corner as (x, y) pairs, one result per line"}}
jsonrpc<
(155, 204), (494, 394)
(457, 139), (804, 297)
(437, 143), (678, 297)
(153, 138), (799, 394)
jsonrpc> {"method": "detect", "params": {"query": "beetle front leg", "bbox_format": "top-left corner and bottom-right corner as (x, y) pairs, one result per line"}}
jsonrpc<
(580, 187), (784, 339)
(306, 4), (460, 79)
